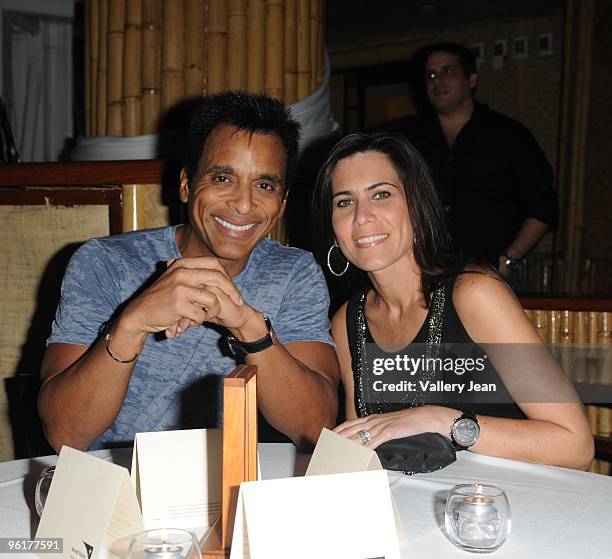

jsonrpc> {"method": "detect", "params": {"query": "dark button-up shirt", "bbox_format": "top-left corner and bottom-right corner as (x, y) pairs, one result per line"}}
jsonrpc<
(408, 102), (558, 266)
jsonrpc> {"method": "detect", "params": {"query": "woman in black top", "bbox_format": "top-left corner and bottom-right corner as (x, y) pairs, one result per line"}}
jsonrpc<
(311, 132), (593, 469)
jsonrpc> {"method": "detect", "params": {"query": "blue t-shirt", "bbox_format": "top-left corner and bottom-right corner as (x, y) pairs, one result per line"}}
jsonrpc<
(48, 225), (333, 449)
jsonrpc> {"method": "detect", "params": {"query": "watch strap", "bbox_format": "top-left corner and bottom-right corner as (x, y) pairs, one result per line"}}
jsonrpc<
(226, 316), (276, 358)
(503, 253), (522, 272)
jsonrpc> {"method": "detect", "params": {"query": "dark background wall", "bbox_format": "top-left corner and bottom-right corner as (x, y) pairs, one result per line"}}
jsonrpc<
(584, 0), (612, 260)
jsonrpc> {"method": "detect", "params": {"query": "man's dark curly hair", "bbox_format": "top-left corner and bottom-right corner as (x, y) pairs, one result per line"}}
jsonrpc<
(183, 91), (301, 192)
(418, 41), (478, 78)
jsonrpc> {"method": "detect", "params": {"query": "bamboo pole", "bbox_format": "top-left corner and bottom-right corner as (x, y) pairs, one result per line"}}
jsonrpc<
(228, 0), (248, 91)
(575, 311), (588, 344)
(557, 310), (573, 379)
(142, 0), (162, 134)
(202, 0), (209, 95)
(556, 0), (575, 266)
(185, 0), (206, 97)
(309, 0), (319, 92)
(549, 310), (561, 345)
(560, 310), (574, 344)
(283, 0), (297, 104)
(107, 0), (125, 136)
(247, 0), (265, 93)
(123, 0), (143, 136)
(586, 310), (606, 473)
(162, 0), (185, 111)
(86, 0), (96, 136)
(317, 0), (325, 86)
(562, 0), (594, 291)
(296, 0), (311, 99)
(265, 0), (284, 100)
(531, 310), (548, 343)
(96, 0), (108, 135)
(85, 0), (90, 135)
(121, 184), (147, 231)
(207, 0), (228, 94)
(599, 312), (612, 344)
(597, 314), (611, 451)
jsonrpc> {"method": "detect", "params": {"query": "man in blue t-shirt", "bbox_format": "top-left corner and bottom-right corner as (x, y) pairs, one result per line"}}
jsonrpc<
(39, 92), (339, 451)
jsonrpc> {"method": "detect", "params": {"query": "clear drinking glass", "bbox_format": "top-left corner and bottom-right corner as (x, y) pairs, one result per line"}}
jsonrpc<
(445, 483), (511, 553)
(126, 529), (202, 559)
(35, 466), (56, 517)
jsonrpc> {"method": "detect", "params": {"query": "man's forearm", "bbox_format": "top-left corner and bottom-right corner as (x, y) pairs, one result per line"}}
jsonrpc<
(227, 309), (339, 448)
(504, 217), (549, 259)
(39, 320), (147, 452)
(246, 343), (339, 449)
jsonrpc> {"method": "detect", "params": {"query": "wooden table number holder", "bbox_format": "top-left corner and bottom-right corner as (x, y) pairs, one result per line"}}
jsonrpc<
(202, 365), (258, 558)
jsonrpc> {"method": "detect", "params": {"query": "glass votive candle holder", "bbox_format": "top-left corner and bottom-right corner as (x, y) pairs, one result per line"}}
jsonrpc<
(445, 483), (511, 553)
(35, 466), (56, 517)
(126, 529), (202, 559)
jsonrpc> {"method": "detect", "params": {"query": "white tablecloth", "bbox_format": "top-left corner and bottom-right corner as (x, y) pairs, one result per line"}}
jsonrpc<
(1, 445), (611, 558)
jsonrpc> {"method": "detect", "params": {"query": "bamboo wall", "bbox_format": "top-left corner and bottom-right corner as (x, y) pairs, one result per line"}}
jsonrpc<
(85, 0), (326, 244)
(85, 0), (326, 136)
(525, 307), (612, 474)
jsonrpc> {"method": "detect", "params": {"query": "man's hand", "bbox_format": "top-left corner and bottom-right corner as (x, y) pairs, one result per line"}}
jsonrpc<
(498, 217), (549, 278)
(120, 256), (250, 339)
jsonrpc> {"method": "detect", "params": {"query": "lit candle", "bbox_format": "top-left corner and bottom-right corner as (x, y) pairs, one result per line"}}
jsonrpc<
(143, 544), (183, 559)
(455, 485), (500, 549)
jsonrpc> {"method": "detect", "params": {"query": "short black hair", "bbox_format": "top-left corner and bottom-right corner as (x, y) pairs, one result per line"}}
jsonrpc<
(420, 41), (478, 78)
(310, 132), (455, 306)
(183, 91), (301, 191)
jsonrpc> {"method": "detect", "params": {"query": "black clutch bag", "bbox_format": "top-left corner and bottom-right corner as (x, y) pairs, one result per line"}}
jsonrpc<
(375, 432), (457, 474)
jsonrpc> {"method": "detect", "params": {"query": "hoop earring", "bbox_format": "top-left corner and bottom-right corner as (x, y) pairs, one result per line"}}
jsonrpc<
(413, 232), (417, 246)
(327, 242), (349, 277)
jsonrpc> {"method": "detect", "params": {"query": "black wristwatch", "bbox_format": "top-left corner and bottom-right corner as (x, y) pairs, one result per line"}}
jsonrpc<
(450, 411), (480, 450)
(502, 253), (522, 272)
(226, 316), (278, 358)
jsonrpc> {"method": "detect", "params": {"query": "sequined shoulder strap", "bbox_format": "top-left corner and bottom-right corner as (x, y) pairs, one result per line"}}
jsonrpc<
(352, 285), (446, 416)
(425, 284), (446, 351)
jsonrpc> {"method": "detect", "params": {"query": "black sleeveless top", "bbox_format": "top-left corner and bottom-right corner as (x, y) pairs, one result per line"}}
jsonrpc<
(346, 281), (524, 420)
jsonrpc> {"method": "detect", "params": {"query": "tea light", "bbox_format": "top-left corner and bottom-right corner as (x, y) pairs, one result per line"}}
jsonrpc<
(143, 545), (183, 559)
(445, 483), (511, 553)
(456, 485), (500, 547)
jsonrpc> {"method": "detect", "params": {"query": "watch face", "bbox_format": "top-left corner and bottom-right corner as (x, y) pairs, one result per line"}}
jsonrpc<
(453, 418), (480, 447)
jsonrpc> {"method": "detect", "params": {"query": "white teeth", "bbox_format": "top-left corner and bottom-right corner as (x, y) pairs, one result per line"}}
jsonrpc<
(356, 234), (388, 245)
(214, 216), (256, 231)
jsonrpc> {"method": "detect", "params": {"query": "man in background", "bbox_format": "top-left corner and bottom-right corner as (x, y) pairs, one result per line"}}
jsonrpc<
(409, 42), (558, 285)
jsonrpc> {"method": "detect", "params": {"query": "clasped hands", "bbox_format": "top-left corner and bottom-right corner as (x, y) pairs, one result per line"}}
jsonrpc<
(120, 256), (256, 340)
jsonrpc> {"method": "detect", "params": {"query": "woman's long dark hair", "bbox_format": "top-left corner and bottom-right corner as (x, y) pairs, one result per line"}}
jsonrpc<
(310, 132), (461, 307)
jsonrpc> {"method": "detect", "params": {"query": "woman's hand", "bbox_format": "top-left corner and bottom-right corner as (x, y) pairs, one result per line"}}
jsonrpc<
(333, 405), (459, 449)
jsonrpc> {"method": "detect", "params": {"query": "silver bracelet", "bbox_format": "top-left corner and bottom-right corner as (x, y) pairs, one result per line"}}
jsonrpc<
(104, 323), (141, 364)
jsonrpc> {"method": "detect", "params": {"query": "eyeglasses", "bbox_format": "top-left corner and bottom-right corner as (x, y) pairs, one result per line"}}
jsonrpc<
(425, 65), (461, 82)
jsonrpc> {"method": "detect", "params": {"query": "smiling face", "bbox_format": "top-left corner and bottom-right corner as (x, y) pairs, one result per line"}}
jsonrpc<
(179, 124), (286, 275)
(425, 51), (477, 115)
(331, 151), (415, 274)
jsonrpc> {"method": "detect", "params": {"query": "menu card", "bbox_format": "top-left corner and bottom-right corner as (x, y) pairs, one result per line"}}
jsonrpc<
(230, 469), (402, 559)
(229, 428), (406, 558)
(131, 428), (222, 531)
(35, 446), (144, 559)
